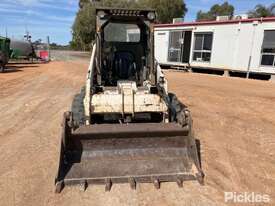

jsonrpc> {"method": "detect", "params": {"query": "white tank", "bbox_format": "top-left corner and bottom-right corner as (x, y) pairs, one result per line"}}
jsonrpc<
(10, 39), (33, 57)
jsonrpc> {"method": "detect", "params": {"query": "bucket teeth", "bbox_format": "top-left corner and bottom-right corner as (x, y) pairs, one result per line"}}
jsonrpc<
(176, 178), (183, 188)
(129, 177), (136, 190)
(80, 180), (88, 192)
(105, 179), (112, 192)
(55, 181), (64, 194)
(152, 178), (160, 189)
(196, 172), (205, 185)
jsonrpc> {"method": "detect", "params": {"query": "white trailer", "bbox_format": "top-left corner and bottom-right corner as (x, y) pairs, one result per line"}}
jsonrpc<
(154, 17), (275, 78)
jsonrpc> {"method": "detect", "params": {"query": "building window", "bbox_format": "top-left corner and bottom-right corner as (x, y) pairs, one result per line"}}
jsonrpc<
(261, 30), (275, 67)
(193, 33), (213, 62)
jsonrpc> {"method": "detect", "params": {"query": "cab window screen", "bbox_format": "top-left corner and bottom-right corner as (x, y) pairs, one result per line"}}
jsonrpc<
(104, 23), (140, 42)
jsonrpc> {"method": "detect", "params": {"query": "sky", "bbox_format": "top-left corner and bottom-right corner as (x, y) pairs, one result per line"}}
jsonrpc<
(0, 0), (273, 45)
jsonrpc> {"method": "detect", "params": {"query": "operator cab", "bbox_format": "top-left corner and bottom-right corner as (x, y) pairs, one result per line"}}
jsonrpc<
(95, 8), (156, 87)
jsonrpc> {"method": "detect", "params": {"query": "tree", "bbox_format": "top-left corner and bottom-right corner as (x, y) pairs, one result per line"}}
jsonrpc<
(140, 0), (187, 23)
(72, 0), (188, 50)
(71, 3), (96, 51)
(248, 4), (275, 18)
(100, 0), (141, 8)
(71, 0), (142, 50)
(79, 0), (90, 9)
(196, 1), (234, 21)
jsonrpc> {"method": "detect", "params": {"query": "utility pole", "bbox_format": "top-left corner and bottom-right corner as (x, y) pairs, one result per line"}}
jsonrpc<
(47, 36), (51, 61)
(5, 26), (8, 38)
(24, 24), (32, 42)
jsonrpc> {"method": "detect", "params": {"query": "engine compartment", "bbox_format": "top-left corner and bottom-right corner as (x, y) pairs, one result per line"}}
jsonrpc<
(91, 81), (168, 124)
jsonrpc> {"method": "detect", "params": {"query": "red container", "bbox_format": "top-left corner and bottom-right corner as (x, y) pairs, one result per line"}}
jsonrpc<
(40, 51), (49, 61)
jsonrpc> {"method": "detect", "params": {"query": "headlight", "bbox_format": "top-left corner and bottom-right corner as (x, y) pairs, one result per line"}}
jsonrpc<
(147, 12), (156, 20)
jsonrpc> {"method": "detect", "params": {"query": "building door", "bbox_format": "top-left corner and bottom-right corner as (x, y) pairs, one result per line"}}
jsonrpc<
(168, 31), (183, 62)
(182, 31), (192, 63)
(168, 30), (192, 63)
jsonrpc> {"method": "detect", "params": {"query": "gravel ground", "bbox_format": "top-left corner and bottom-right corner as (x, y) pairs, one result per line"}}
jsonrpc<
(0, 60), (274, 206)
(50, 50), (91, 61)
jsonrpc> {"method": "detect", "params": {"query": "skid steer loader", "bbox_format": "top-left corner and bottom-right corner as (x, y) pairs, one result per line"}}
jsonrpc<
(55, 8), (204, 193)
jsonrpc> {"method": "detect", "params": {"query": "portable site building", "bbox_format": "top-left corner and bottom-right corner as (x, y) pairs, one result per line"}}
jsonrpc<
(154, 17), (275, 78)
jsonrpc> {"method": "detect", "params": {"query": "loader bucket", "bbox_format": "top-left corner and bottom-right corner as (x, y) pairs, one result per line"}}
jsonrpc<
(55, 112), (204, 193)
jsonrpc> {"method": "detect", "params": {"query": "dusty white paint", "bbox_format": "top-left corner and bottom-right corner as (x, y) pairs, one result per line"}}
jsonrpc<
(84, 43), (96, 124)
(91, 83), (167, 114)
(84, 45), (169, 123)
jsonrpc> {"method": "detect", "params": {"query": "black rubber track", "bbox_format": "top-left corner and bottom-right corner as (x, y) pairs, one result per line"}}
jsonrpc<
(0, 63), (4, 73)
(71, 87), (85, 127)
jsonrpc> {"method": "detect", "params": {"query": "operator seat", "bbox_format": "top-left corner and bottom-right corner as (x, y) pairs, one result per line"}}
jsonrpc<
(113, 51), (137, 81)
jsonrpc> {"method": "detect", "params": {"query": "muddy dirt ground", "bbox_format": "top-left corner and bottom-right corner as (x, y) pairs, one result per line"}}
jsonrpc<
(0, 58), (275, 206)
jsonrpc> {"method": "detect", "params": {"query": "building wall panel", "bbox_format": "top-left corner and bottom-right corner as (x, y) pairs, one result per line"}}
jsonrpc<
(154, 19), (275, 75)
